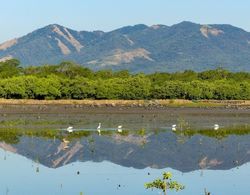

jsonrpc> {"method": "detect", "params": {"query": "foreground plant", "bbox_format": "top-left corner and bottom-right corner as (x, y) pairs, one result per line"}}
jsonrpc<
(145, 172), (184, 195)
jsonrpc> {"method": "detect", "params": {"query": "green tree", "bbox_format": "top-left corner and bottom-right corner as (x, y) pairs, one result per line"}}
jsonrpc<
(0, 59), (22, 78)
(2, 77), (26, 99)
(198, 68), (230, 81)
(29, 76), (62, 100)
(151, 81), (186, 99)
(213, 80), (241, 100)
(57, 61), (94, 79)
(121, 75), (151, 99)
(185, 81), (203, 100)
(94, 78), (124, 99)
(69, 78), (96, 99)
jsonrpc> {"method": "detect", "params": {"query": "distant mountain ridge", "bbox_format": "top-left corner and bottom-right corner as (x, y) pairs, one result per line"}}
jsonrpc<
(1, 21), (250, 73)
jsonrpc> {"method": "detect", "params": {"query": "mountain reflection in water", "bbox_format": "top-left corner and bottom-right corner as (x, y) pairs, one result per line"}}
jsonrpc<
(0, 108), (249, 195)
(0, 127), (250, 172)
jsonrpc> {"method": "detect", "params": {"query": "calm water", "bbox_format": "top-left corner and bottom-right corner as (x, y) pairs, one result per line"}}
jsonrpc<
(0, 108), (249, 195)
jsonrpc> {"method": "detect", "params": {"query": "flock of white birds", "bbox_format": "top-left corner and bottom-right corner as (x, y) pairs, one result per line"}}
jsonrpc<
(171, 124), (219, 131)
(66, 123), (123, 135)
(66, 123), (219, 134)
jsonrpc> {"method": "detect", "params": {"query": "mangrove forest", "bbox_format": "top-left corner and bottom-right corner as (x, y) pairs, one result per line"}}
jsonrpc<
(0, 59), (249, 100)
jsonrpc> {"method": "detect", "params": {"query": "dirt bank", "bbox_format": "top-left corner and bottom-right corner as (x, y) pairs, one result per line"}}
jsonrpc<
(0, 99), (249, 114)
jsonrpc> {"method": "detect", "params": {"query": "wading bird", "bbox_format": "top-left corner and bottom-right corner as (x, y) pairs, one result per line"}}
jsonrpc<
(117, 125), (122, 133)
(97, 123), (101, 135)
(214, 124), (219, 130)
(67, 126), (73, 133)
(172, 124), (177, 131)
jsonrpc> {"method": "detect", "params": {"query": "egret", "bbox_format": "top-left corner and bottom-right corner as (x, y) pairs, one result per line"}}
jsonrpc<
(97, 123), (101, 135)
(172, 124), (177, 131)
(214, 124), (219, 130)
(117, 125), (122, 133)
(67, 126), (73, 133)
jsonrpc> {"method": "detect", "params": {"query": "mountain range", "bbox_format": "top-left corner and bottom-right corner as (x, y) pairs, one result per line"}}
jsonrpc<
(1, 21), (250, 73)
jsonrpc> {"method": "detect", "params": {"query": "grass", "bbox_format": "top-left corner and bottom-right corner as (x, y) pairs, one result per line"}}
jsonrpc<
(1, 126), (250, 144)
(174, 125), (250, 139)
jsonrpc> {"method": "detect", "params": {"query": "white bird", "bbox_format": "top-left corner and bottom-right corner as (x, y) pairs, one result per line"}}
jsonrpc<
(172, 124), (177, 131)
(97, 123), (101, 135)
(214, 124), (219, 130)
(117, 125), (123, 133)
(67, 126), (73, 133)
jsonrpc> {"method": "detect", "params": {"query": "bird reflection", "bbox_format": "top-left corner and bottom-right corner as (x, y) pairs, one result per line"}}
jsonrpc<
(62, 138), (70, 150)
(97, 123), (101, 135)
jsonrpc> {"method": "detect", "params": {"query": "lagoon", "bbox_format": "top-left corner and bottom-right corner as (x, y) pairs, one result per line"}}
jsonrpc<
(0, 107), (249, 195)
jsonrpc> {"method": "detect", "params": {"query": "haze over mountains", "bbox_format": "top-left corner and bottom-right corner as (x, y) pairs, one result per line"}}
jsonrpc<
(0, 21), (250, 73)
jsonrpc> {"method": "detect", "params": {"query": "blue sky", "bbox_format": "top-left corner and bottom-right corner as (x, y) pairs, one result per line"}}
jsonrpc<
(0, 0), (249, 42)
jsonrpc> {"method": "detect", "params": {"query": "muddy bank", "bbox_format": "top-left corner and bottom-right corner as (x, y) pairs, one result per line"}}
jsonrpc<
(0, 101), (249, 114)
(0, 99), (249, 106)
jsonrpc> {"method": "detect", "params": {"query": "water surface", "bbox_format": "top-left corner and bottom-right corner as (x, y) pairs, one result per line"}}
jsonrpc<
(0, 108), (249, 195)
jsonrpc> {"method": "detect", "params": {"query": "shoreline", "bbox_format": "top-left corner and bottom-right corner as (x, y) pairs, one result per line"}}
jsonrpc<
(0, 99), (249, 114)
(0, 99), (249, 107)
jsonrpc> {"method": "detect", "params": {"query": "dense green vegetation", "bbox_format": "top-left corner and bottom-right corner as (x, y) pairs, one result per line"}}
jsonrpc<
(0, 59), (249, 100)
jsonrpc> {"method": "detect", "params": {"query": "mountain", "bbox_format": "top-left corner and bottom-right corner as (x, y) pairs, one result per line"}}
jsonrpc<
(1, 22), (250, 73)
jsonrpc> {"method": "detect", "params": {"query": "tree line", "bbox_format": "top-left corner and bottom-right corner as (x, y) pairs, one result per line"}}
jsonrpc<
(0, 59), (249, 100)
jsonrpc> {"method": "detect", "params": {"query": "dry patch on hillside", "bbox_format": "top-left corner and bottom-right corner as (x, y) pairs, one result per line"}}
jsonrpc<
(64, 27), (84, 52)
(0, 39), (18, 50)
(150, 25), (161, 30)
(200, 25), (224, 38)
(88, 48), (154, 66)
(0, 55), (13, 62)
(55, 38), (71, 55)
(52, 25), (83, 52)
(123, 35), (135, 46)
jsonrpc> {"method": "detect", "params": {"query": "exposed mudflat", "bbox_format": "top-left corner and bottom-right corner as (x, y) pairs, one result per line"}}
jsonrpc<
(0, 103), (249, 114)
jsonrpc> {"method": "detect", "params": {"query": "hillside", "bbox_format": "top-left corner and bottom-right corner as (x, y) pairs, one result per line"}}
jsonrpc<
(1, 22), (250, 73)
